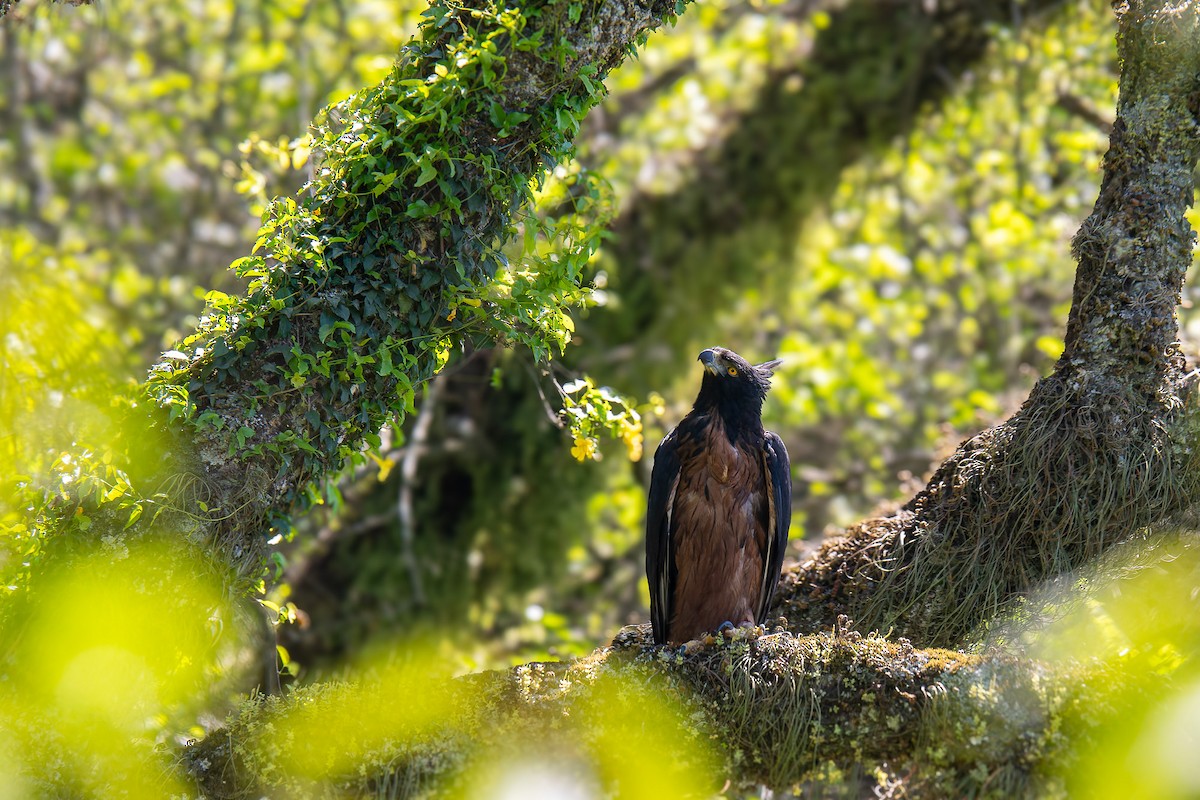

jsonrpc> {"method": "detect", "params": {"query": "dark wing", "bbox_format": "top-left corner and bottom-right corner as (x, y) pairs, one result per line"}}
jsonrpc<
(755, 431), (792, 624)
(645, 429), (681, 645)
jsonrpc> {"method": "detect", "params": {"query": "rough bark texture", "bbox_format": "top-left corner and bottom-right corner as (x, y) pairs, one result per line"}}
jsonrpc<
(776, 0), (1200, 648)
(188, 614), (1154, 798)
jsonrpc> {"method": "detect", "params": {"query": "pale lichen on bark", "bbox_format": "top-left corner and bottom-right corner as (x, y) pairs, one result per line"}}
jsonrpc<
(778, 0), (1200, 649)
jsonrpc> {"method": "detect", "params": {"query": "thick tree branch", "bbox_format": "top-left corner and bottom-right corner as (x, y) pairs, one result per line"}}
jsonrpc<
(188, 616), (1146, 798)
(777, 0), (1200, 647)
(136, 0), (686, 585)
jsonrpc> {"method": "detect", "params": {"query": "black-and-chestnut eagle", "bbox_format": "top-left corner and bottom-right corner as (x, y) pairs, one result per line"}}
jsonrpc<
(645, 347), (792, 645)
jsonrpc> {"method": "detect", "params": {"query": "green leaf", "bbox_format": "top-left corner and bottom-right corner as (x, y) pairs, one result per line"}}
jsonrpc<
(124, 504), (144, 530)
(415, 158), (438, 187)
(237, 425), (255, 447)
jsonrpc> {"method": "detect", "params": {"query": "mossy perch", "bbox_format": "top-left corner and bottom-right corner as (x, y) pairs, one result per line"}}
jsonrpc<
(190, 617), (1154, 798)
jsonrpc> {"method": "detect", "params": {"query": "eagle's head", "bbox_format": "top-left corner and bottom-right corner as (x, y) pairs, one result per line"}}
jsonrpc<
(694, 346), (781, 429)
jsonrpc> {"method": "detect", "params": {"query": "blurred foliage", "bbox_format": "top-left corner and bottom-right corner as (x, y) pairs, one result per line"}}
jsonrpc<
(190, 641), (720, 799)
(765, 9), (1118, 511)
(990, 532), (1200, 799)
(0, 230), (138, 604)
(2, 0), (417, 312)
(0, 0), (425, 620)
(0, 538), (244, 798)
(0, 0), (432, 566)
(243, 642), (465, 791)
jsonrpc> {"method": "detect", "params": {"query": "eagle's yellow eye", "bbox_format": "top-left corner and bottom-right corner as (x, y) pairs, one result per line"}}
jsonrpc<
(727, 366), (738, 376)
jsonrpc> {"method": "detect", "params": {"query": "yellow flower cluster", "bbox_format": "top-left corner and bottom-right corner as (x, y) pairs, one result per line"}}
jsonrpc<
(561, 375), (644, 462)
(571, 436), (598, 462)
(619, 419), (643, 462)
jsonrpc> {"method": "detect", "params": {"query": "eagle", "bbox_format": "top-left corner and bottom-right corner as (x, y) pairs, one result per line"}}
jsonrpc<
(645, 347), (792, 645)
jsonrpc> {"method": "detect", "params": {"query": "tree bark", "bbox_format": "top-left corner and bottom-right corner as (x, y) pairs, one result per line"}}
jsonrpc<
(777, 0), (1200, 648)
(189, 608), (1163, 798)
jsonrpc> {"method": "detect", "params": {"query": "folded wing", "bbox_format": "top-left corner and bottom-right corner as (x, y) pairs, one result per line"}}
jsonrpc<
(645, 430), (681, 645)
(756, 432), (792, 624)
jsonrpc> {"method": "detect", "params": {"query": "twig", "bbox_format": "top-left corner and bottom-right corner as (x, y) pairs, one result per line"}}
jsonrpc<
(397, 375), (443, 608)
(526, 358), (566, 428)
(1054, 87), (1114, 135)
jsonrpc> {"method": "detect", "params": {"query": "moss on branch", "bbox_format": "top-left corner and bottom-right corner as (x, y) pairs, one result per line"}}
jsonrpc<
(137, 0), (685, 583)
(187, 619), (1146, 798)
(773, 0), (1200, 648)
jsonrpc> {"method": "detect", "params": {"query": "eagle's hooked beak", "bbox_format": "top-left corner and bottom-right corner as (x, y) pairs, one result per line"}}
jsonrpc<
(698, 348), (722, 375)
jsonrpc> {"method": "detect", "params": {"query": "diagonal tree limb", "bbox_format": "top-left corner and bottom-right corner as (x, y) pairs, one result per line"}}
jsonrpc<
(133, 0), (687, 586)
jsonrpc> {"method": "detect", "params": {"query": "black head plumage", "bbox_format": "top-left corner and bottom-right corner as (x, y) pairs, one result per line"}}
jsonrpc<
(693, 346), (781, 435)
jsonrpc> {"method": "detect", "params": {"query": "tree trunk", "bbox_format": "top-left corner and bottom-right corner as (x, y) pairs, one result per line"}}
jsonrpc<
(778, 0), (1200, 648)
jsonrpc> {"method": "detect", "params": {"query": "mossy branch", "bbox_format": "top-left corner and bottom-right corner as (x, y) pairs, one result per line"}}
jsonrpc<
(776, 0), (1200, 648)
(187, 619), (1144, 798)
(135, 0), (683, 584)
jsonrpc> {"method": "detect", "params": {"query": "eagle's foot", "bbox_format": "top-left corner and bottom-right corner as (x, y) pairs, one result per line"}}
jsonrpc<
(723, 624), (766, 642)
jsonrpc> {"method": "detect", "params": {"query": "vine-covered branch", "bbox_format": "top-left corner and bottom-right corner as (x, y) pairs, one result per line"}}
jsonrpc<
(136, 0), (684, 582)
